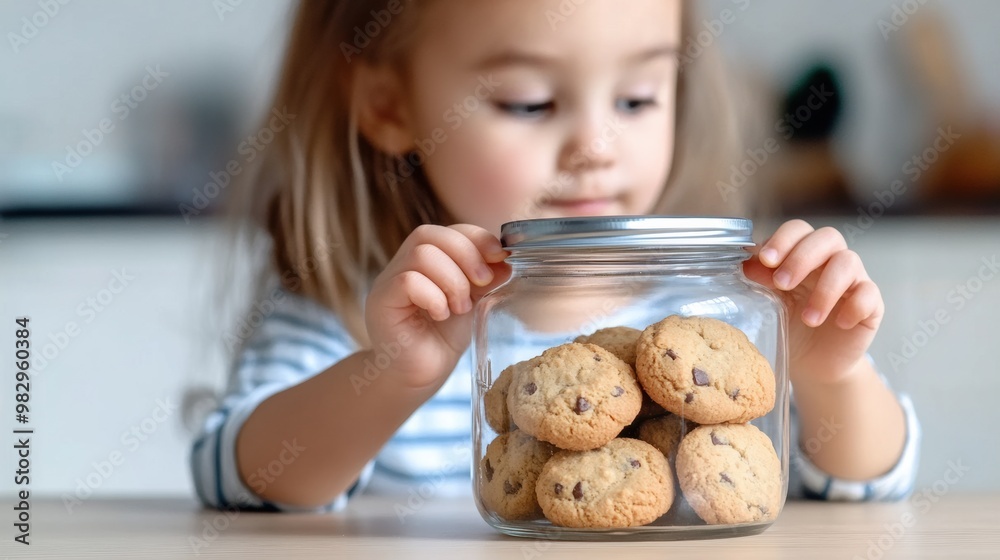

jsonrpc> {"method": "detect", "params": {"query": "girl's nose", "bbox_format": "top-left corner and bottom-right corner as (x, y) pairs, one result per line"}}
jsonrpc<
(558, 112), (619, 173)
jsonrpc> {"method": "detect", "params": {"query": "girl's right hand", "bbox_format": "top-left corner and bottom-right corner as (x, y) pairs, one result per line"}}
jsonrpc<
(364, 224), (511, 391)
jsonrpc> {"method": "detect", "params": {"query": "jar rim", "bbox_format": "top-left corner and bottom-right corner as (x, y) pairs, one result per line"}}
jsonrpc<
(500, 216), (754, 250)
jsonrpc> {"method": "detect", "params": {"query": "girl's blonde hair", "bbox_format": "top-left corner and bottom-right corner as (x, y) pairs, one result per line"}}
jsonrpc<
(238, 0), (748, 347)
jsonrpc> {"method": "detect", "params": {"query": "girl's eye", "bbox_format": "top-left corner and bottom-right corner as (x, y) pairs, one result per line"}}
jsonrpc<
(616, 98), (658, 113)
(494, 101), (555, 118)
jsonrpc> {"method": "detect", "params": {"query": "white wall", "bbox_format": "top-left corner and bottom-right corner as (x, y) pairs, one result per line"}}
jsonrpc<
(0, 0), (295, 206)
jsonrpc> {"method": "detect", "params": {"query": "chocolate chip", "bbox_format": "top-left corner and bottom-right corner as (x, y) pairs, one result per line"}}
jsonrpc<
(664, 348), (679, 360)
(729, 387), (740, 400)
(757, 505), (769, 515)
(611, 386), (624, 397)
(575, 397), (591, 414)
(504, 480), (521, 495)
(720, 472), (733, 485)
(484, 459), (494, 482)
(692, 367), (709, 386)
(572, 482), (584, 500)
(554, 483), (563, 495)
(524, 382), (537, 395)
(684, 392), (694, 403)
(711, 432), (729, 446)
(593, 354), (602, 362)
(629, 459), (641, 469)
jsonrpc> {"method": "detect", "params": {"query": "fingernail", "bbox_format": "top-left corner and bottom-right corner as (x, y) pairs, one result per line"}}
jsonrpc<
(475, 264), (494, 286)
(487, 246), (509, 262)
(803, 309), (822, 326)
(773, 270), (791, 290)
(760, 248), (778, 266)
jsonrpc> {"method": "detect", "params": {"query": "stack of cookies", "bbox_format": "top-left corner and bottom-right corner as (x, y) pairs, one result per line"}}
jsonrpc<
(479, 315), (782, 528)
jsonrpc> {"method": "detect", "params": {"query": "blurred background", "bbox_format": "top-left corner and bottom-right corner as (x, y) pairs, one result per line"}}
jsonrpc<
(1, 0), (998, 501)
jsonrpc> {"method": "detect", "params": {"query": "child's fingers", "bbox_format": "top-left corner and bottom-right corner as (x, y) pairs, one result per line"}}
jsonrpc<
(470, 261), (513, 301)
(391, 270), (451, 322)
(447, 224), (509, 264)
(800, 250), (863, 327)
(742, 254), (778, 289)
(400, 225), (496, 287)
(757, 220), (815, 267)
(404, 243), (474, 315)
(834, 281), (884, 330)
(770, 227), (848, 290)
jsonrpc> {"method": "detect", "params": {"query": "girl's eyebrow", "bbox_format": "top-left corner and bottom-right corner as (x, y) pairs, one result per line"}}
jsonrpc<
(473, 50), (559, 71)
(628, 45), (681, 64)
(473, 44), (679, 72)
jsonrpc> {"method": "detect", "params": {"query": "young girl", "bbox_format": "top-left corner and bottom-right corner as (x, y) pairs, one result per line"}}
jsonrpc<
(191, 0), (919, 511)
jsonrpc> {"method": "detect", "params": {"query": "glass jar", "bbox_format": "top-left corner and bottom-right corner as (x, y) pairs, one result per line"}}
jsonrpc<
(472, 216), (788, 540)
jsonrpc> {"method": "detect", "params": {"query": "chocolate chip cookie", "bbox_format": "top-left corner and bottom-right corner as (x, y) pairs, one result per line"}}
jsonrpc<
(484, 357), (539, 434)
(675, 424), (782, 525)
(635, 315), (776, 424)
(574, 326), (642, 368)
(635, 392), (668, 421)
(637, 414), (703, 525)
(507, 343), (642, 451)
(637, 413), (695, 463)
(479, 430), (556, 521)
(536, 438), (674, 528)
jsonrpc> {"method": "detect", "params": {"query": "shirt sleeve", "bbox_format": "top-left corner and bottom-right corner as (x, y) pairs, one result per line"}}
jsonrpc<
(189, 286), (374, 512)
(788, 370), (921, 502)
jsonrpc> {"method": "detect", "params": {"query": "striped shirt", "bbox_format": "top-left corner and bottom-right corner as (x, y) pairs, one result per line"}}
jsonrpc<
(190, 287), (921, 511)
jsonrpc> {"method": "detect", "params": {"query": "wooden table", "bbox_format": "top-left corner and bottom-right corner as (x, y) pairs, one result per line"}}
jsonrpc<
(8, 494), (999, 559)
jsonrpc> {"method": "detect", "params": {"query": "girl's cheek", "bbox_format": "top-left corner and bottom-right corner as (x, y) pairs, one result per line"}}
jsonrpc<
(464, 145), (540, 221)
(459, 128), (547, 199)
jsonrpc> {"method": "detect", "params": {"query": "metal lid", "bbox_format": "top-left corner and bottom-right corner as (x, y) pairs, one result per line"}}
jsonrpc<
(500, 216), (754, 249)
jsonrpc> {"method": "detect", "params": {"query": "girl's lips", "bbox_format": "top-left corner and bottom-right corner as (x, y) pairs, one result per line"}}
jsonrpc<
(545, 197), (618, 216)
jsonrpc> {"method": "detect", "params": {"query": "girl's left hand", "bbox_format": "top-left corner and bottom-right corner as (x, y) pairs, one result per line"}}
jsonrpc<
(743, 220), (885, 385)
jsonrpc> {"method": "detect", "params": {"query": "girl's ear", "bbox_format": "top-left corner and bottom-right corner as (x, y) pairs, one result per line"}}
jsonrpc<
(352, 62), (414, 155)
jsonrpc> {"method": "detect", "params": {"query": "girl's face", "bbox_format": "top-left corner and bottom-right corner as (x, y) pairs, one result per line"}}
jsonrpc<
(400, 0), (681, 235)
